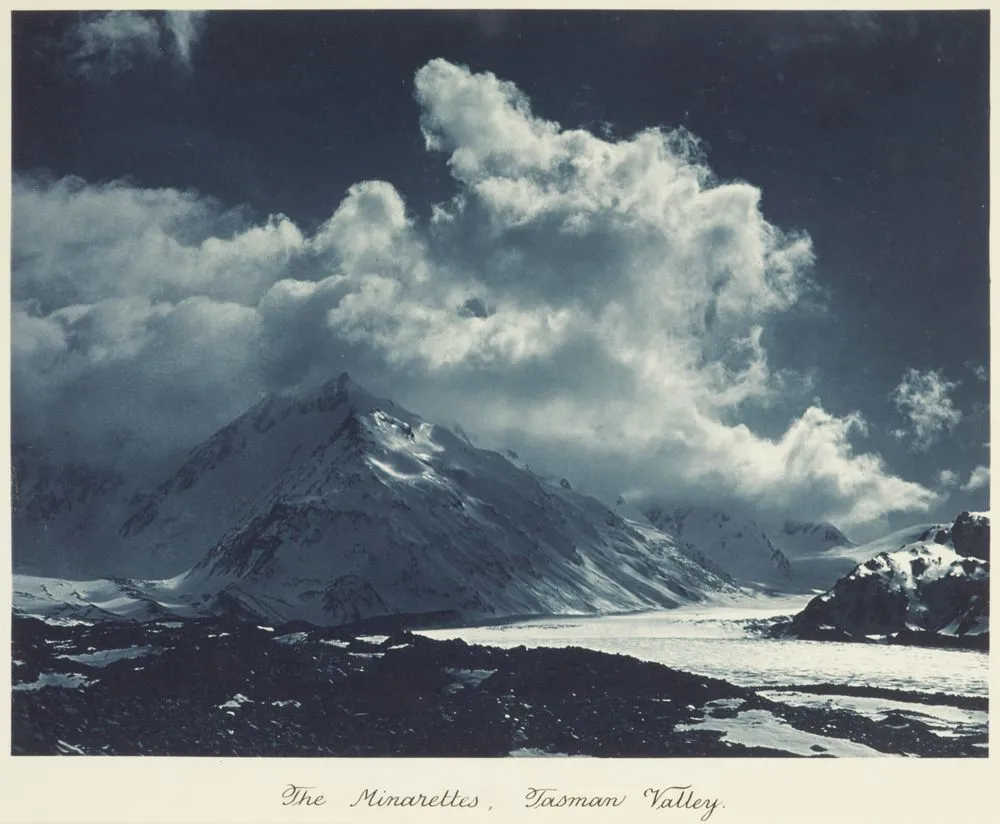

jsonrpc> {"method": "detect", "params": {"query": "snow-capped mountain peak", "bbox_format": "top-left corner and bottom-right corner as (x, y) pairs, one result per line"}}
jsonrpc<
(15, 376), (738, 626)
(786, 512), (989, 647)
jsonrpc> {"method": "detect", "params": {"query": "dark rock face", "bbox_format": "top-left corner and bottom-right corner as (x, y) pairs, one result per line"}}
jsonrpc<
(12, 448), (125, 523)
(952, 511), (990, 560)
(798, 571), (909, 636)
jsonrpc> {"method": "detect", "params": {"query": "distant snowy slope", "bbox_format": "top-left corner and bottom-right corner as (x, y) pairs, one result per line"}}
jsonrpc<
(771, 520), (852, 559)
(639, 505), (944, 595)
(644, 506), (793, 589)
(12, 574), (198, 624)
(766, 520), (865, 592)
(15, 374), (735, 626)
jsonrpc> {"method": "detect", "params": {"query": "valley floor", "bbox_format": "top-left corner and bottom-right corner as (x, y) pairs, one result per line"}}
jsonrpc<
(10, 595), (988, 758)
(418, 591), (989, 695)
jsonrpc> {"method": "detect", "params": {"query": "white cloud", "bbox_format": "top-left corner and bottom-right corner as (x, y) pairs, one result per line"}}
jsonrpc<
(961, 465), (990, 492)
(13, 175), (303, 309)
(891, 368), (962, 451)
(64, 11), (160, 79)
(59, 11), (207, 80)
(938, 469), (959, 488)
(163, 11), (208, 69)
(965, 360), (988, 382)
(11, 59), (940, 530)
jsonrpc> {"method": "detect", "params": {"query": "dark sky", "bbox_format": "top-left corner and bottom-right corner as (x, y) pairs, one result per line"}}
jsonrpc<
(10, 10), (990, 537)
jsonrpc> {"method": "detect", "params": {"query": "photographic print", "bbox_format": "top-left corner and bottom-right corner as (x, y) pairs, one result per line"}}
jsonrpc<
(9, 8), (989, 770)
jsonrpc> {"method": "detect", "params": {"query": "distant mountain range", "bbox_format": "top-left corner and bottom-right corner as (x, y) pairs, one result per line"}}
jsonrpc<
(638, 504), (859, 592)
(15, 373), (977, 631)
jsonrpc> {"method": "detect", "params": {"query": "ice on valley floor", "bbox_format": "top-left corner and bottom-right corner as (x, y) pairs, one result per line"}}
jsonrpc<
(39, 616), (94, 628)
(218, 694), (253, 710)
(273, 631), (310, 645)
(444, 668), (496, 693)
(418, 593), (988, 698)
(758, 691), (989, 734)
(676, 700), (891, 757)
(14, 673), (95, 691)
(509, 748), (593, 757)
(55, 645), (157, 668)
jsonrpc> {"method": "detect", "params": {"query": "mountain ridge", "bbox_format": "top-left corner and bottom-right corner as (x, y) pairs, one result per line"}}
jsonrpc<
(780, 511), (990, 648)
(14, 374), (739, 626)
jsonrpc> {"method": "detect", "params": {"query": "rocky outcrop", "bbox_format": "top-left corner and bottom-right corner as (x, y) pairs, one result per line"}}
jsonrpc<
(952, 511), (990, 559)
(783, 528), (988, 649)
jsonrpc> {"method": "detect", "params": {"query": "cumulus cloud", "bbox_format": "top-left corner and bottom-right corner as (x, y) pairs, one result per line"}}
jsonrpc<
(961, 465), (990, 492)
(891, 368), (962, 451)
(13, 175), (303, 310)
(57, 11), (207, 80)
(11, 59), (939, 529)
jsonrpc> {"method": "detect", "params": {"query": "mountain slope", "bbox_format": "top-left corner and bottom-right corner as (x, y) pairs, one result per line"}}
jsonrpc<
(772, 520), (852, 558)
(784, 512), (989, 648)
(644, 506), (793, 589)
(768, 520), (861, 592)
(11, 446), (131, 577)
(15, 374), (735, 626)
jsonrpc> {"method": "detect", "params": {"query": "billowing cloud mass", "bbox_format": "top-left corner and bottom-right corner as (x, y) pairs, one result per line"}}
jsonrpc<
(961, 465), (990, 492)
(11, 59), (939, 529)
(891, 368), (962, 451)
(59, 11), (207, 79)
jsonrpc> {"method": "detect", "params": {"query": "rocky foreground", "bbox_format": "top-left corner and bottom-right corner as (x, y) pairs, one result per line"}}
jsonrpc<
(11, 614), (986, 757)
